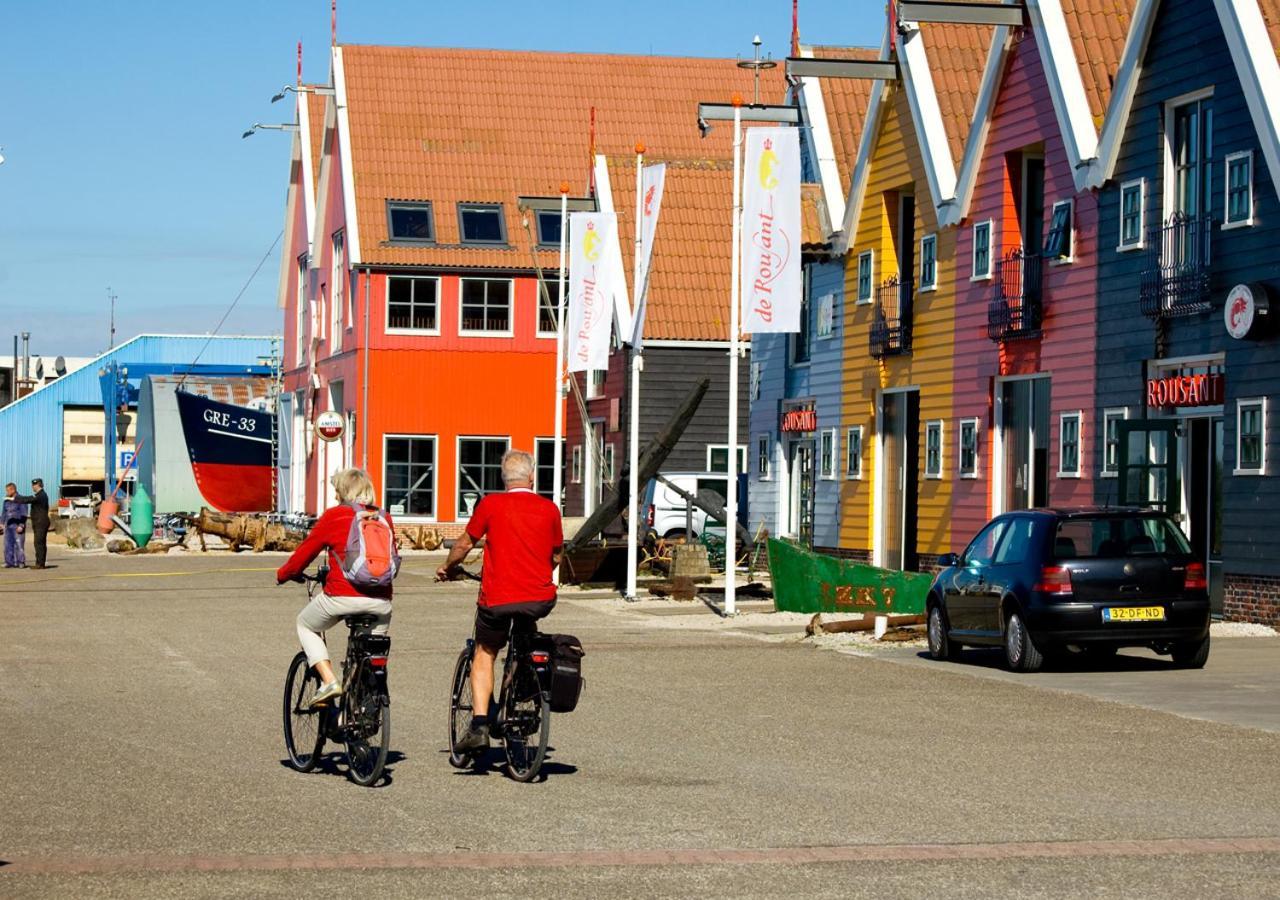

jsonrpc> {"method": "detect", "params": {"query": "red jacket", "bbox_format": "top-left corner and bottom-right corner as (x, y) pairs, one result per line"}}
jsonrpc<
(277, 505), (395, 600)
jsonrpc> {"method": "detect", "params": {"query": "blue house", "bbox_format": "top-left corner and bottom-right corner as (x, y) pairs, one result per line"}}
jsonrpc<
(1091, 0), (1280, 625)
(749, 47), (875, 549)
(0, 334), (274, 504)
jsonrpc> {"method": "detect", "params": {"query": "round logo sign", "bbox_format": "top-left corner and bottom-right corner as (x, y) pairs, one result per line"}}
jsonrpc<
(315, 410), (344, 442)
(1224, 283), (1269, 340)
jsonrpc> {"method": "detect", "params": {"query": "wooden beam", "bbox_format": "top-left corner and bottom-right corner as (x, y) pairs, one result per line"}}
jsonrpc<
(898, 1), (1025, 27)
(785, 57), (899, 81)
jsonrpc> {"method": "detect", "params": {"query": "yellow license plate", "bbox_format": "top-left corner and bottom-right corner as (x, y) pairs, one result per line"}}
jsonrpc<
(1102, 606), (1166, 623)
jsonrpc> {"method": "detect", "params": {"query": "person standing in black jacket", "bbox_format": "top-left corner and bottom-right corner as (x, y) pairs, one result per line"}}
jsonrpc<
(16, 478), (49, 569)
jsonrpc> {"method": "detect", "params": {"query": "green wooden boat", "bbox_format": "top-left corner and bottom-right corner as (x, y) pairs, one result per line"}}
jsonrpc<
(767, 538), (931, 616)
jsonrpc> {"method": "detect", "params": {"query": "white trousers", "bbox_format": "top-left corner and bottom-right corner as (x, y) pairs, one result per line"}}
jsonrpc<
(296, 591), (392, 669)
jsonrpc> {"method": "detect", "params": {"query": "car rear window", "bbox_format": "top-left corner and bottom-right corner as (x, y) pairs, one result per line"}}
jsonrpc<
(1053, 516), (1191, 559)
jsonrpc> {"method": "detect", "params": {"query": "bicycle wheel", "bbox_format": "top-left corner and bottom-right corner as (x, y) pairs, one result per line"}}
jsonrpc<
(344, 666), (390, 787)
(502, 663), (550, 782)
(283, 652), (325, 772)
(448, 647), (477, 769)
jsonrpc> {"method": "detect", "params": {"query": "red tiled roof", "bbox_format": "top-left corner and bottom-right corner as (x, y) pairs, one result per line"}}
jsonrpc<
(916, 22), (992, 163)
(808, 46), (879, 194)
(305, 88), (326, 191)
(801, 183), (830, 250)
(1061, 0), (1136, 123)
(1254, 0), (1280, 61)
(339, 45), (786, 276)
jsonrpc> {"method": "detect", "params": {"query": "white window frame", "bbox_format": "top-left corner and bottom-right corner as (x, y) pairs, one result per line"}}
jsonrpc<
(1045, 199), (1075, 264)
(456, 435), (511, 519)
(845, 425), (863, 480)
(919, 233), (937, 291)
(958, 417), (979, 479)
(1058, 411), (1083, 478)
(382, 433), (438, 521)
(1118, 178), (1146, 251)
(815, 292), (836, 339)
(331, 230), (345, 351)
(1235, 397), (1267, 475)
(603, 443), (616, 483)
(1223, 150), (1255, 229)
(571, 445), (583, 484)
(757, 433), (772, 480)
(385, 275), (442, 336)
(925, 419), (944, 479)
(533, 437), (563, 500)
(971, 220), (993, 281)
(295, 254), (308, 365)
(585, 369), (606, 399)
(706, 444), (748, 475)
(1161, 88), (1215, 223)
(856, 250), (874, 304)
(819, 428), (838, 480)
(536, 280), (561, 339)
(1101, 407), (1129, 477)
(458, 277), (515, 337)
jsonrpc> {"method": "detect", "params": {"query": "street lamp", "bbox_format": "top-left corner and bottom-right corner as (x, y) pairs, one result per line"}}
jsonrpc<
(270, 84), (335, 103)
(696, 44), (800, 617)
(242, 123), (300, 139)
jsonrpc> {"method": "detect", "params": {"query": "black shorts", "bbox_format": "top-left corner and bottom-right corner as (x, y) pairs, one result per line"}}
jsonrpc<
(474, 601), (556, 651)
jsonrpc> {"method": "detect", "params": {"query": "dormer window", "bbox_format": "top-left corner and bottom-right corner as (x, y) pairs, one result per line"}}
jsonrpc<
(459, 203), (506, 244)
(387, 201), (435, 243)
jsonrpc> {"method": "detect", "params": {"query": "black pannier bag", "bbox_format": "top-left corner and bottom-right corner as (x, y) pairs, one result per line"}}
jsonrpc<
(545, 633), (585, 713)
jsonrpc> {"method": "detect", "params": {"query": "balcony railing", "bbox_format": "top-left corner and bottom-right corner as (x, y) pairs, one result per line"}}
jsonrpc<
(1139, 213), (1212, 318)
(869, 275), (912, 358)
(987, 248), (1043, 341)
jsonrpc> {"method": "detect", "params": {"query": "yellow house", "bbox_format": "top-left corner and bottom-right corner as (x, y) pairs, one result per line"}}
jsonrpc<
(834, 23), (991, 570)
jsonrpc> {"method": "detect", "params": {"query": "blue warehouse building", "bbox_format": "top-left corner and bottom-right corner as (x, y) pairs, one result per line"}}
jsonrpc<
(0, 334), (274, 505)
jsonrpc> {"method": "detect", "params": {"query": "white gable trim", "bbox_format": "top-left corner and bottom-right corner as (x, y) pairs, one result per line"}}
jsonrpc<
(836, 32), (893, 256)
(945, 24), (1014, 227)
(1089, 0), (1162, 187)
(309, 94), (336, 273)
(796, 46), (848, 232)
(1028, 0), (1100, 188)
(276, 164), (299, 310)
(1213, 0), (1280, 204)
(298, 91), (318, 249)
(332, 46), (362, 265)
(897, 24), (959, 216)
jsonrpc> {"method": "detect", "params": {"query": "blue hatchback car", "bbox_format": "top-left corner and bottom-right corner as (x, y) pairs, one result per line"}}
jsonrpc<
(926, 508), (1211, 672)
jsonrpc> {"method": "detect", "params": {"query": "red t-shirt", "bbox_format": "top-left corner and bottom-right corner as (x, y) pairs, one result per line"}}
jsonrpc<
(276, 504), (395, 600)
(465, 489), (563, 607)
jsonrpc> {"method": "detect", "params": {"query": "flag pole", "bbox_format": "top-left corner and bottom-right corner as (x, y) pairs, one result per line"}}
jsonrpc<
(726, 95), (743, 617)
(553, 182), (569, 514)
(626, 144), (645, 601)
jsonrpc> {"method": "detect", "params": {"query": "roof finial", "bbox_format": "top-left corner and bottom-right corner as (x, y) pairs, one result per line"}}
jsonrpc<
(736, 36), (777, 106)
(297, 40), (303, 84)
(331, 0), (338, 46)
(792, 0), (800, 57)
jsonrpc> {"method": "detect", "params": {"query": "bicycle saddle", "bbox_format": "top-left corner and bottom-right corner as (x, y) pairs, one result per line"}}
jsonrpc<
(345, 614), (381, 632)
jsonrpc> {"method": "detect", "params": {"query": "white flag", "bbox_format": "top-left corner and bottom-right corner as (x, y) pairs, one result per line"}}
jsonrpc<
(741, 128), (802, 333)
(568, 211), (617, 372)
(630, 162), (667, 349)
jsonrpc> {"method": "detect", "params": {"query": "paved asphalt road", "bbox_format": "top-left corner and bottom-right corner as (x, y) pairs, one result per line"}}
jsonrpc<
(1, 548), (1278, 898)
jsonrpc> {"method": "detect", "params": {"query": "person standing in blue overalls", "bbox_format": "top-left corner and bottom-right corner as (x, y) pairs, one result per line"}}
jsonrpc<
(3, 483), (28, 568)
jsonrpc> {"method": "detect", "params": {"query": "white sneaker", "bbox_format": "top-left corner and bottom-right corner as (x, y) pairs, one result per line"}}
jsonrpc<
(309, 681), (343, 708)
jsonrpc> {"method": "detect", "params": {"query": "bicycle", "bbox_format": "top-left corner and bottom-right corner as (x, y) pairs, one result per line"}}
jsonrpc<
(448, 619), (552, 782)
(282, 566), (392, 786)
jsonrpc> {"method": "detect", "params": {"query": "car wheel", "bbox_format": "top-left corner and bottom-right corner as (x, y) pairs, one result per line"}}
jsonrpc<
(927, 604), (959, 661)
(1004, 610), (1044, 673)
(1171, 635), (1210, 669)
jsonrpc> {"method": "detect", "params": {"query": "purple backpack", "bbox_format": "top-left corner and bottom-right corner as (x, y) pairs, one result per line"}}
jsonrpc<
(340, 504), (401, 589)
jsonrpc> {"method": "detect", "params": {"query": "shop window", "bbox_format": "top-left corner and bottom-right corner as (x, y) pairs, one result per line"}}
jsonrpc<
(537, 281), (561, 337)
(458, 203), (506, 244)
(846, 426), (863, 479)
(571, 446), (583, 484)
(972, 221), (992, 280)
(1101, 408), (1128, 476)
(536, 209), (563, 247)
(925, 420), (944, 479)
(383, 435), (436, 518)
(959, 417), (978, 478)
(459, 278), (512, 335)
(820, 428), (838, 480)
(919, 234), (937, 290)
(387, 201), (435, 243)
(857, 251), (874, 303)
(707, 445), (747, 475)
(757, 433), (771, 480)
(458, 437), (509, 516)
(534, 438), (563, 501)
(1118, 179), (1145, 250)
(1225, 151), (1254, 228)
(387, 276), (439, 332)
(1044, 200), (1073, 261)
(1236, 398), (1266, 475)
(1059, 411), (1083, 477)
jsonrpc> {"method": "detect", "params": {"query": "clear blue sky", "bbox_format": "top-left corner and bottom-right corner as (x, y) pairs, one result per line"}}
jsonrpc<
(0, 1), (878, 358)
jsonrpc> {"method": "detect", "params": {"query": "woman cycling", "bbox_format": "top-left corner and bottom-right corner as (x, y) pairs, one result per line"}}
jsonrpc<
(277, 468), (395, 707)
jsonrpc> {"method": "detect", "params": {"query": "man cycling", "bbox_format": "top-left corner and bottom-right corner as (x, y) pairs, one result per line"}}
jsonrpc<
(438, 449), (563, 755)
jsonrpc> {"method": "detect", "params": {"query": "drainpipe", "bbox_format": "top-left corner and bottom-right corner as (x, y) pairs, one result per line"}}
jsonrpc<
(362, 266), (370, 470)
